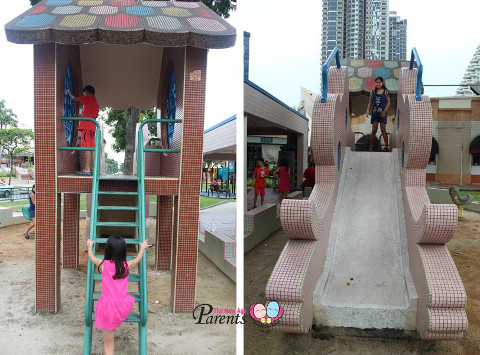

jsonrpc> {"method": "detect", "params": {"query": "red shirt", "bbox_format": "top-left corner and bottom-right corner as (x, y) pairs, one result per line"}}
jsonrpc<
(304, 166), (315, 187)
(253, 167), (269, 188)
(78, 95), (99, 131)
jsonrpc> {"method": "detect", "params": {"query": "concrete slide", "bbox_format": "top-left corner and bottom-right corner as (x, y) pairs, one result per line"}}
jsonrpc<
(314, 149), (417, 330)
(266, 59), (467, 338)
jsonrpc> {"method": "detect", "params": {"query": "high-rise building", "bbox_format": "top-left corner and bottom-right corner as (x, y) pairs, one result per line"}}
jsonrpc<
(321, 0), (346, 62)
(388, 11), (407, 60)
(456, 44), (480, 96)
(344, 0), (365, 59)
(322, 0), (405, 62)
(364, 0), (389, 60)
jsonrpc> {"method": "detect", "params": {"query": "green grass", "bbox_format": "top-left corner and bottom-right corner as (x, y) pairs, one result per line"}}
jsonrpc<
(151, 194), (231, 208)
(0, 200), (26, 212)
(459, 190), (480, 202)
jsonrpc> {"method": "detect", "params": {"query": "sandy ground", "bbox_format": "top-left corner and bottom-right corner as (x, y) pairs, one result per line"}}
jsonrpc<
(0, 218), (235, 354)
(245, 210), (480, 355)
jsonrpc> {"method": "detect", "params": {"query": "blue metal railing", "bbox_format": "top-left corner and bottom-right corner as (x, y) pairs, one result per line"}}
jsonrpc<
(321, 47), (341, 103)
(409, 48), (423, 101)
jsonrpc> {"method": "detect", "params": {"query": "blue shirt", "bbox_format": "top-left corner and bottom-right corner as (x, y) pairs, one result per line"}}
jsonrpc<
(371, 90), (388, 117)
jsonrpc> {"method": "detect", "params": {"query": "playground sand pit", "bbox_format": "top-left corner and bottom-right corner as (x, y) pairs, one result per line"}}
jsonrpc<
(245, 210), (480, 354)
(0, 218), (235, 354)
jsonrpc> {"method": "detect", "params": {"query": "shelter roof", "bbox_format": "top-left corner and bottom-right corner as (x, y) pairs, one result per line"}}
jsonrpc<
(4, 0), (235, 49)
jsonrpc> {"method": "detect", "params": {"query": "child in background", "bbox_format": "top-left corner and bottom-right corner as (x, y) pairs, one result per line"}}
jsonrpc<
(86, 235), (148, 355)
(302, 161), (315, 196)
(67, 85), (99, 175)
(252, 158), (269, 209)
(23, 184), (35, 239)
(274, 157), (291, 204)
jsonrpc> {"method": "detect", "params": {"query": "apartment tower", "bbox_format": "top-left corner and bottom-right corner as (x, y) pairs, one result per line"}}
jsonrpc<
(322, 0), (404, 62)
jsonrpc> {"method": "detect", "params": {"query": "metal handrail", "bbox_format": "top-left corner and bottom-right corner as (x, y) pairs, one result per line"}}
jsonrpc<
(409, 48), (423, 101)
(321, 47), (341, 103)
(59, 117), (101, 353)
(136, 118), (181, 350)
(58, 117), (100, 151)
(139, 119), (182, 153)
(354, 131), (366, 151)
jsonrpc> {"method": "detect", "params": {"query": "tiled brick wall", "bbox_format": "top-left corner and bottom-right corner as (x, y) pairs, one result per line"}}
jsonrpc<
(427, 98), (480, 184)
(155, 195), (173, 270)
(56, 44), (83, 176)
(57, 176), (179, 195)
(266, 66), (351, 332)
(55, 45), (84, 271)
(171, 47), (207, 312)
(147, 47), (185, 178)
(394, 67), (467, 339)
(63, 194), (79, 268)
(34, 43), (60, 312)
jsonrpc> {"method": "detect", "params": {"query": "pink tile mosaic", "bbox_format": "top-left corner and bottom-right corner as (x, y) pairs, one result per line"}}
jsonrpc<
(266, 65), (351, 332)
(395, 67), (467, 339)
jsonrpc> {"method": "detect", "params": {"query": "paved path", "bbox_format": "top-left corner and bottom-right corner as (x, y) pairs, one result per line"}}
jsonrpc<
(199, 201), (236, 242)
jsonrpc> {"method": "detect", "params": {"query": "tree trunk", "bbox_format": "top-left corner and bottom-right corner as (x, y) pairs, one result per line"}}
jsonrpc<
(123, 106), (140, 175)
(8, 153), (13, 185)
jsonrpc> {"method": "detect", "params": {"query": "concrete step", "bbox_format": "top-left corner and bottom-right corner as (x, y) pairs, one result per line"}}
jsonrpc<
(314, 149), (417, 330)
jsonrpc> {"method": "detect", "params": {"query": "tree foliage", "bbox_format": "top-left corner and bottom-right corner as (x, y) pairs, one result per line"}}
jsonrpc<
(181, 0), (236, 18)
(0, 128), (34, 184)
(0, 100), (18, 130)
(103, 107), (156, 153)
(105, 155), (119, 175)
(103, 107), (156, 175)
(30, 0), (236, 18)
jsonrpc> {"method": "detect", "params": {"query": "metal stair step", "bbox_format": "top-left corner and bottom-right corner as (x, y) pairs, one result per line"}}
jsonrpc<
(93, 255), (138, 262)
(92, 292), (140, 302)
(96, 221), (139, 227)
(92, 312), (140, 323)
(98, 191), (138, 195)
(95, 238), (141, 245)
(97, 206), (138, 211)
(94, 272), (140, 282)
(99, 175), (138, 181)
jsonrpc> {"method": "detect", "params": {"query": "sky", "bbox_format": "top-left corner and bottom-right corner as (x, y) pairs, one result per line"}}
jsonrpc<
(0, 2), (240, 163)
(1, 1), (480, 162)
(244, 0), (480, 107)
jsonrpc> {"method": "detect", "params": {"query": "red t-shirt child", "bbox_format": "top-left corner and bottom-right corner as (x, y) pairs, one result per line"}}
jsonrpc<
(304, 166), (315, 187)
(78, 95), (99, 148)
(253, 167), (269, 196)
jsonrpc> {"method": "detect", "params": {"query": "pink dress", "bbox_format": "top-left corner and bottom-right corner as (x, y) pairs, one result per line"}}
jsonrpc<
(95, 260), (135, 331)
(277, 166), (291, 192)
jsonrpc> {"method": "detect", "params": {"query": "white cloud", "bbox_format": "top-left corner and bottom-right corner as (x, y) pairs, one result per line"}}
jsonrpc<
(244, 0), (480, 102)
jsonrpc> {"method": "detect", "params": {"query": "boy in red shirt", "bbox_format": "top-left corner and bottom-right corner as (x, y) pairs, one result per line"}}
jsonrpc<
(252, 158), (269, 209)
(67, 85), (99, 176)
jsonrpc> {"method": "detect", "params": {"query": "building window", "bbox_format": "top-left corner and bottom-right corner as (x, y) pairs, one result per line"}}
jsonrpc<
(470, 136), (480, 165)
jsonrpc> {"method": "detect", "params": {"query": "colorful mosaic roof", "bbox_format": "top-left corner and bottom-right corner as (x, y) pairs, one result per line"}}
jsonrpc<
(331, 59), (412, 94)
(4, 0), (236, 49)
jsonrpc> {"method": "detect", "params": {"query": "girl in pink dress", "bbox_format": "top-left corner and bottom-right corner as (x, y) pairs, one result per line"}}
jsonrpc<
(87, 235), (148, 355)
(273, 157), (291, 204)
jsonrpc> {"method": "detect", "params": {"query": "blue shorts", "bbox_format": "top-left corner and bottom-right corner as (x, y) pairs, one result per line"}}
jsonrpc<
(371, 115), (387, 124)
(29, 209), (35, 218)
